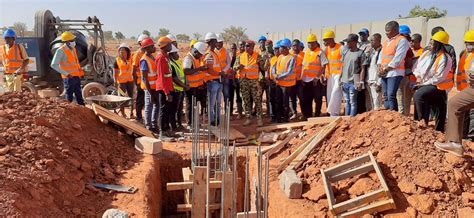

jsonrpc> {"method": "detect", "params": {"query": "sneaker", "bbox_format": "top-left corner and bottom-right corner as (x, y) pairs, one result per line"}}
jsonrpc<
(434, 141), (464, 157)
(257, 119), (263, 127)
(243, 119), (252, 126)
(290, 114), (297, 120)
(159, 132), (175, 142)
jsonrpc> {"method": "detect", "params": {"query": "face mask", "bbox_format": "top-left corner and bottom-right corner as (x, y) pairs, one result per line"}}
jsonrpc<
(68, 41), (76, 48)
(467, 44), (474, 52)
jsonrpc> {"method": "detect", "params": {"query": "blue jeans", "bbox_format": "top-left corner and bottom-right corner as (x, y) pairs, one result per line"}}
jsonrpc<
(144, 90), (159, 129)
(207, 80), (223, 124)
(342, 83), (358, 116)
(381, 76), (403, 111)
(63, 77), (84, 105)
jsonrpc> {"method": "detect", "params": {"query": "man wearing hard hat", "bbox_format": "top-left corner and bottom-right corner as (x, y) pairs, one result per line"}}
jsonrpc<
(323, 30), (344, 116)
(113, 43), (134, 118)
(203, 32), (225, 126)
(51, 31), (85, 105)
(0, 28), (29, 92)
(131, 34), (151, 122)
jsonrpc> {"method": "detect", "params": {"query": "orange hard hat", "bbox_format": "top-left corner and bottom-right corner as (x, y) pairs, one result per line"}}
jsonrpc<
(141, 38), (155, 48)
(158, 37), (172, 48)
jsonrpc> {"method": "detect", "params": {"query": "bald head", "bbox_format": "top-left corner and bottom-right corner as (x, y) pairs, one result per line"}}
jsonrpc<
(385, 21), (399, 39)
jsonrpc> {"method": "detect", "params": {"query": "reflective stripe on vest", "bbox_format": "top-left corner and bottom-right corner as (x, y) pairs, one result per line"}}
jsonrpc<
(140, 54), (157, 90)
(456, 52), (474, 91)
(431, 51), (453, 90)
(115, 57), (133, 83)
(1, 44), (23, 74)
(59, 45), (83, 78)
(326, 43), (343, 76)
(185, 53), (204, 88)
(302, 48), (323, 79)
(170, 60), (186, 91)
(133, 50), (144, 85)
(204, 50), (222, 80)
(381, 35), (406, 71)
(276, 55), (296, 87)
(240, 52), (259, 80)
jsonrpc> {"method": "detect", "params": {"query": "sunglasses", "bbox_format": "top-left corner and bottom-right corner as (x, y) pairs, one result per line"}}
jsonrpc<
(245, 44), (253, 47)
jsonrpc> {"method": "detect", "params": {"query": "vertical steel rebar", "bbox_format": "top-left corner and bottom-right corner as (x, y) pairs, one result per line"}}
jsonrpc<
(232, 141), (237, 217)
(206, 152), (211, 218)
(257, 145), (262, 218)
(264, 155), (269, 218)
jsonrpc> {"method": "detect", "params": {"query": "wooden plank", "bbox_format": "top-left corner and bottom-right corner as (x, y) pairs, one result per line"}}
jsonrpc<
(321, 169), (336, 213)
(276, 132), (319, 173)
(182, 168), (193, 204)
(369, 152), (390, 192)
(223, 171), (233, 218)
(208, 126), (246, 140)
(339, 199), (396, 218)
(236, 211), (263, 218)
(291, 117), (343, 170)
(307, 116), (350, 122)
(166, 180), (222, 191)
(329, 163), (374, 182)
(263, 130), (302, 157)
(256, 116), (339, 132)
(332, 189), (387, 215)
(324, 153), (371, 177)
(92, 104), (155, 138)
(191, 166), (207, 218)
(177, 203), (220, 212)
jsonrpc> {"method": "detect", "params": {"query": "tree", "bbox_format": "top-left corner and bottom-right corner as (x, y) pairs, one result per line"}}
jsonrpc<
(158, 28), (170, 37)
(402, 5), (447, 19)
(176, 34), (190, 42)
(115, 31), (125, 41)
(142, 30), (151, 37)
(103, 31), (114, 41)
(222, 26), (248, 44)
(193, 32), (202, 40)
(11, 22), (27, 37)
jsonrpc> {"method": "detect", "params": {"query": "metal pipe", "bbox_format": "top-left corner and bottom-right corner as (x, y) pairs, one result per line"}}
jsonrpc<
(232, 141), (237, 218)
(206, 152), (211, 218)
(264, 155), (269, 218)
(257, 145), (262, 218)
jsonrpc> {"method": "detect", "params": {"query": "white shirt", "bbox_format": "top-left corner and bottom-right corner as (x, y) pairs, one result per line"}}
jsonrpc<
(413, 50), (452, 86)
(368, 48), (381, 84)
(377, 35), (410, 77)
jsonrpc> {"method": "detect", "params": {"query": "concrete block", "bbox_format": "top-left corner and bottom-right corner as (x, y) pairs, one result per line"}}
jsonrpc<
(102, 208), (128, 218)
(135, 136), (162, 154)
(279, 169), (302, 199)
(38, 89), (59, 98)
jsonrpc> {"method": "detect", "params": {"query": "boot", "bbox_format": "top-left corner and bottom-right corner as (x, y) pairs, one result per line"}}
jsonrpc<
(243, 118), (252, 126)
(434, 141), (464, 157)
(237, 102), (243, 117)
(257, 118), (263, 127)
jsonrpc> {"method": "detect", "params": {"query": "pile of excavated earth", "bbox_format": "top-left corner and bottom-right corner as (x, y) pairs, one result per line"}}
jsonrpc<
(0, 92), (138, 216)
(286, 110), (474, 216)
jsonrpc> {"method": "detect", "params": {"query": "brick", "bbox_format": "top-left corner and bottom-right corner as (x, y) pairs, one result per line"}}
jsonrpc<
(135, 136), (162, 154)
(38, 89), (59, 98)
(279, 169), (302, 199)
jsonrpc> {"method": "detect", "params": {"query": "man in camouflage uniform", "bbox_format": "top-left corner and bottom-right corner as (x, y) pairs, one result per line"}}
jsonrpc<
(258, 37), (274, 117)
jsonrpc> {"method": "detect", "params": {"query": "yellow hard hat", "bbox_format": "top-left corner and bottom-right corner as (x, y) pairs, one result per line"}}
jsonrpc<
(61, 31), (76, 42)
(322, 30), (335, 40)
(431, 31), (449, 45)
(307, 33), (318, 43)
(190, 39), (198, 47)
(464, 30), (474, 43)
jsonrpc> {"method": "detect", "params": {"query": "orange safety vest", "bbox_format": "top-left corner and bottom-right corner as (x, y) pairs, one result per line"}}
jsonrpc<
(276, 54), (296, 87)
(302, 48), (323, 79)
(239, 52), (260, 80)
(115, 57), (134, 83)
(140, 54), (157, 90)
(235, 52), (243, 79)
(420, 50), (453, 91)
(326, 43), (343, 78)
(381, 35), (406, 71)
(185, 53), (205, 88)
(132, 49), (144, 85)
(412, 47), (424, 58)
(216, 47), (230, 73)
(269, 55), (279, 80)
(0, 43), (25, 74)
(457, 51), (474, 91)
(204, 50), (222, 81)
(59, 45), (84, 78)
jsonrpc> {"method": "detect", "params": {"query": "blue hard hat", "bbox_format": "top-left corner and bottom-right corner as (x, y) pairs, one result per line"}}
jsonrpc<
(299, 42), (304, 48)
(399, 25), (411, 35)
(258, 36), (267, 42)
(280, 38), (292, 48)
(358, 28), (369, 36)
(3, 28), (16, 38)
(274, 40), (281, 49)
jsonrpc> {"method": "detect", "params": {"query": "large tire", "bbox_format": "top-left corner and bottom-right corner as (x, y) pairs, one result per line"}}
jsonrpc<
(34, 10), (56, 44)
(82, 82), (106, 98)
(22, 82), (38, 94)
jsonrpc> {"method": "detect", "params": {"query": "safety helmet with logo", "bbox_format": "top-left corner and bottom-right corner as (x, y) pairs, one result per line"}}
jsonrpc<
(464, 30), (474, 43)
(140, 38), (155, 48)
(193, 42), (207, 55)
(3, 28), (16, 39)
(258, 36), (267, 42)
(216, 33), (224, 42)
(323, 30), (335, 40)
(307, 33), (318, 43)
(204, 32), (217, 42)
(137, 34), (149, 43)
(399, 25), (411, 35)
(166, 34), (177, 42)
(280, 38), (292, 48)
(432, 31), (450, 45)
(61, 31), (76, 42)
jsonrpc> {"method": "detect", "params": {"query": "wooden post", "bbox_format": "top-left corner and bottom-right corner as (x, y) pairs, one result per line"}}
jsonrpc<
(192, 166), (207, 218)
(223, 171), (233, 218)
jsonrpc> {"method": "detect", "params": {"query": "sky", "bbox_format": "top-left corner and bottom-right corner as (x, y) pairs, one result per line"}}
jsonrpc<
(1, 0), (473, 39)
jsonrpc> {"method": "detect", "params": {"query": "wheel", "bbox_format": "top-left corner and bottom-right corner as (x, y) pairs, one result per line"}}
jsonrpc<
(34, 10), (56, 45)
(82, 82), (106, 98)
(92, 47), (107, 76)
(22, 82), (38, 94)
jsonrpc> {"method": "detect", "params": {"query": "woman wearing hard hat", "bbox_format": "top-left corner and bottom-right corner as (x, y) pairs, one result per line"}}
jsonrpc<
(113, 43), (134, 118)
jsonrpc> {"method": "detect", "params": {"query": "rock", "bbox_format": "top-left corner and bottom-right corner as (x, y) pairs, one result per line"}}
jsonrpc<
(398, 180), (417, 194)
(348, 178), (377, 196)
(303, 183), (326, 201)
(279, 169), (302, 199)
(414, 171), (443, 190)
(407, 194), (435, 214)
(453, 169), (472, 191)
(383, 115), (394, 122)
(69, 158), (81, 168)
(102, 209), (129, 218)
(0, 146), (10, 155)
(0, 136), (7, 146)
(44, 159), (55, 167)
(90, 138), (102, 145)
(406, 207), (417, 217)
(72, 208), (81, 215)
(458, 207), (474, 218)
(461, 192), (474, 205)
(445, 153), (465, 166)
(135, 137), (162, 154)
(351, 138), (365, 148)
(72, 124), (82, 130)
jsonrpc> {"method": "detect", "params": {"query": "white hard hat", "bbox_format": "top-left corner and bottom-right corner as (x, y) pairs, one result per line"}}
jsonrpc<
(118, 43), (130, 51)
(166, 34), (177, 42)
(137, 34), (149, 43)
(194, 42), (207, 55)
(204, 32), (217, 41)
(216, 33), (224, 42)
(170, 44), (179, 53)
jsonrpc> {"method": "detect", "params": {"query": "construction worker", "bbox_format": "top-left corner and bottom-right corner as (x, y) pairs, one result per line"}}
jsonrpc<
(358, 28), (370, 113)
(1, 28), (29, 92)
(413, 31), (453, 132)
(290, 39), (304, 119)
(228, 43), (238, 116)
(456, 30), (474, 139)
(258, 36), (272, 118)
(323, 30), (344, 116)
(377, 21), (410, 111)
(166, 34), (178, 47)
(430, 26), (457, 74)
(273, 38), (296, 123)
(434, 30), (474, 157)
(132, 34), (150, 122)
(340, 34), (368, 116)
(204, 32), (224, 126)
(139, 38), (158, 131)
(268, 41), (281, 123)
(396, 25), (415, 116)
(358, 28), (371, 52)
(51, 31), (85, 105)
(113, 43), (134, 118)
(236, 40), (264, 126)
(367, 33), (383, 110)
(411, 34), (424, 59)
(216, 33), (233, 110)
(169, 44), (189, 131)
(301, 34), (328, 119)
(155, 37), (176, 140)
(183, 42), (208, 128)
(189, 39), (198, 49)
(232, 41), (246, 118)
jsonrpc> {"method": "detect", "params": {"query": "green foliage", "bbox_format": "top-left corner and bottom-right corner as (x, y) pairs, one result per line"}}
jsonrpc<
(114, 31), (125, 41)
(158, 28), (170, 37)
(176, 34), (190, 42)
(193, 32), (202, 40)
(103, 31), (114, 41)
(222, 26), (248, 44)
(142, 30), (151, 37)
(404, 5), (447, 19)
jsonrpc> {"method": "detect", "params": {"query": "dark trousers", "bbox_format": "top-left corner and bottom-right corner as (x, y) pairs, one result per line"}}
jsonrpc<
(301, 80), (325, 119)
(175, 91), (185, 127)
(259, 80), (271, 116)
(289, 81), (300, 115)
(64, 77), (84, 105)
(234, 79), (243, 114)
(170, 91), (184, 129)
(223, 78), (235, 113)
(269, 81), (278, 121)
(275, 85), (294, 122)
(135, 86), (145, 119)
(185, 87), (206, 125)
(357, 88), (367, 114)
(413, 85), (447, 132)
(119, 82), (135, 114)
(158, 91), (176, 132)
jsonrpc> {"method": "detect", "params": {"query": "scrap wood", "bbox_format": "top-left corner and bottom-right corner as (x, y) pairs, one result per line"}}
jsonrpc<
(256, 116), (338, 132)
(92, 103), (155, 138)
(208, 125), (246, 140)
(262, 130), (302, 157)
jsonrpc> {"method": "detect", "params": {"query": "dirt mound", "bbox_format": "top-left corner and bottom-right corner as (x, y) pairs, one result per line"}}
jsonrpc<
(297, 110), (473, 216)
(0, 92), (139, 216)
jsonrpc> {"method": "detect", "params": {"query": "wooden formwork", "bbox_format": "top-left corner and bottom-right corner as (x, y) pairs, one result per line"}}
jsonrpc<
(320, 151), (396, 217)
